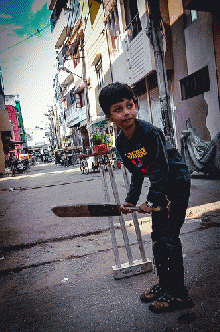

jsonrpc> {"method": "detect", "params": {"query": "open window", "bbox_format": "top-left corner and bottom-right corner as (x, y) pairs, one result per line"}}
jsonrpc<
(95, 57), (105, 90)
(123, 0), (142, 40)
(68, 41), (81, 68)
(106, 5), (120, 53)
(72, 42), (81, 68)
(75, 90), (85, 108)
(66, 89), (75, 107)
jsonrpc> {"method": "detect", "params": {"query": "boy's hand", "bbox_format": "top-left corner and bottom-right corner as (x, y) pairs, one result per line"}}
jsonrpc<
(121, 202), (135, 214)
(138, 202), (153, 214)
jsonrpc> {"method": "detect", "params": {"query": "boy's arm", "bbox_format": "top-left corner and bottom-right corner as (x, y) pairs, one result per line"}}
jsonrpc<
(116, 143), (145, 206)
(146, 129), (169, 207)
(125, 171), (145, 206)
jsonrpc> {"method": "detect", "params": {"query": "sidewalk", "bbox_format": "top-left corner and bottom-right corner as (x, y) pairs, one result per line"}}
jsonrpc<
(0, 166), (219, 331)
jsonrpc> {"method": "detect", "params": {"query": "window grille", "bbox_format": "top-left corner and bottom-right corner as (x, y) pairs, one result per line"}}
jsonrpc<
(95, 58), (105, 90)
(180, 66), (210, 101)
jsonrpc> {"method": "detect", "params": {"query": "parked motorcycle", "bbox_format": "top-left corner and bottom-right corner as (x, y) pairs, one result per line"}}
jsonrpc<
(22, 159), (30, 170)
(16, 160), (24, 173)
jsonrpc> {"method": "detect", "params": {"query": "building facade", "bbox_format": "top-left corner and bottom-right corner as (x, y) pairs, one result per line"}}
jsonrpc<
(49, 0), (89, 150)
(0, 79), (12, 175)
(50, 0), (220, 151)
(5, 95), (26, 157)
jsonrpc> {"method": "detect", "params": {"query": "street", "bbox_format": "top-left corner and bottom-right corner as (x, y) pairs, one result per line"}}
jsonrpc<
(0, 162), (219, 331)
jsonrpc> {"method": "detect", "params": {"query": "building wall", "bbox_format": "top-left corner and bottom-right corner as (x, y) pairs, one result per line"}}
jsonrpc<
(213, 15), (220, 99)
(0, 87), (12, 174)
(168, 0), (220, 149)
(53, 0), (220, 152)
(82, 0), (113, 119)
(184, 11), (220, 139)
(0, 108), (12, 174)
(6, 105), (21, 156)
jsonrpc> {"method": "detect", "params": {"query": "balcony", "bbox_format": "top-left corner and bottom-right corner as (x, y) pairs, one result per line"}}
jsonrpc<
(126, 30), (154, 85)
(65, 104), (87, 128)
(54, 10), (72, 48)
(52, 4), (81, 49)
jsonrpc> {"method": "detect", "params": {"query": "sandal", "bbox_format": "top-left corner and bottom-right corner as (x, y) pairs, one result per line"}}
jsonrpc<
(149, 293), (194, 313)
(140, 284), (164, 303)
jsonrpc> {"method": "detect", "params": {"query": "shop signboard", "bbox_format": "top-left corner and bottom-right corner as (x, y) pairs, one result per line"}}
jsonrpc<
(65, 104), (87, 128)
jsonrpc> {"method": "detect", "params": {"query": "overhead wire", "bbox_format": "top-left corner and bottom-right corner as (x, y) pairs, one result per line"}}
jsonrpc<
(0, 0), (115, 55)
(0, 0), (119, 67)
(0, 21), (53, 55)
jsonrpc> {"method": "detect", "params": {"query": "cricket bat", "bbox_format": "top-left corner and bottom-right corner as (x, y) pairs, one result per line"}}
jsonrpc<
(51, 203), (161, 218)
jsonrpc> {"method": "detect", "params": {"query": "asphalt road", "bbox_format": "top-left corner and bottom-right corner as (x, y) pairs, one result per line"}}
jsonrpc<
(0, 162), (219, 331)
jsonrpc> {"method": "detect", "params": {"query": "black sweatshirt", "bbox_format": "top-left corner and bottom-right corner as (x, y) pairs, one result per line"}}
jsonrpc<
(116, 119), (190, 207)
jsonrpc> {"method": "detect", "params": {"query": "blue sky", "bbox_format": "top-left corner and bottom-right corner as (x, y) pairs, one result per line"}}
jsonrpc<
(0, 0), (50, 38)
(0, 0), (58, 129)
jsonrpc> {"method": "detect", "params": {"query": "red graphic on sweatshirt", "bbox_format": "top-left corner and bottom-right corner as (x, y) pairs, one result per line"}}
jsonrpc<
(131, 158), (150, 175)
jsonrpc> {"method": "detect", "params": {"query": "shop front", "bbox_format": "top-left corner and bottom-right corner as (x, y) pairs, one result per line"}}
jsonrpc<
(90, 116), (116, 149)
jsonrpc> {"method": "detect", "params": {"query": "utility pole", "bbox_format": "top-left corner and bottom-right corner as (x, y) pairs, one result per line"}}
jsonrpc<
(80, 35), (92, 148)
(146, 0), (175, 146)
(45, 106), (56, 151)
(54, 105), (61, 149)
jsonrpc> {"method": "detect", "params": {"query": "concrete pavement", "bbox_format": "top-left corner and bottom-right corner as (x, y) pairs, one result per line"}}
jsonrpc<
(0, 163), (219, 331)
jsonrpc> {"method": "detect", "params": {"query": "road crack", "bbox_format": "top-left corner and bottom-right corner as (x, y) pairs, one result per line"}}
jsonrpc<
(0, 228), (111, 254)
(0, 178), (95, 192)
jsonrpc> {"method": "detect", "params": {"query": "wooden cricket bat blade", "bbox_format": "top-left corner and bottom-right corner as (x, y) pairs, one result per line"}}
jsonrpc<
(51, 203), (125, 217)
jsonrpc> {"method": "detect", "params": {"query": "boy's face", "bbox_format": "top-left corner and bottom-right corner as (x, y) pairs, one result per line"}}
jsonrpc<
(108, 98), (136, 131)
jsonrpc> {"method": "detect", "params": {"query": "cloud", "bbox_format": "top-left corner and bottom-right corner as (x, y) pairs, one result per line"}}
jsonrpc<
(0, 13), (12, 19)
(0, 23), (23, 53)
(31, 0), (50, 14)
(13, 2), (50, 38)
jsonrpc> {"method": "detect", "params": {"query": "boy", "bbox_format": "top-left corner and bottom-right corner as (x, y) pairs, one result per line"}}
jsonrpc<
(99, 82), (193, 313)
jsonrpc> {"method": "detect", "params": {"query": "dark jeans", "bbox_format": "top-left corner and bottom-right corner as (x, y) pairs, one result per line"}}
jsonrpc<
(151, 180), (191, 297)
(151, 180), (190, 242)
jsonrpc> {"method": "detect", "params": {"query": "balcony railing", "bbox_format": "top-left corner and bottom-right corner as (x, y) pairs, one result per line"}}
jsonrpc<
(125, 13), (142, 40)
(126, 30), (154, 84)
(65, 104), (87, 128)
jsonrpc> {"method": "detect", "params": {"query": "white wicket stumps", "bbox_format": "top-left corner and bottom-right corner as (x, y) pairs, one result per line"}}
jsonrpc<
(100, 164), (152, 279)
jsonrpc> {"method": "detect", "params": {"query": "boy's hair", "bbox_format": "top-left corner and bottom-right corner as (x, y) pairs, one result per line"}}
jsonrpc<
(99, 82), (137, 116)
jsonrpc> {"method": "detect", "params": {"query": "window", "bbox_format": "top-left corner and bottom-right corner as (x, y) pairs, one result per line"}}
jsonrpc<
(72, 43), (80, 68)
(107, 5), (120, 52)
(57, 45), (68, 69)
(124, 0), (142, 40)
(95, 58), (105, 90)
(185, 9), (198, 28)
(75, 90), (85, 108)
(191, 10), (197, 23)
(180, 66), (210, 101)
(66, 89), (75, 107)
